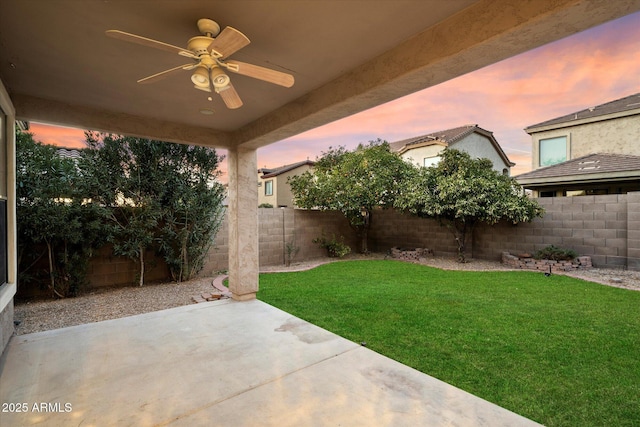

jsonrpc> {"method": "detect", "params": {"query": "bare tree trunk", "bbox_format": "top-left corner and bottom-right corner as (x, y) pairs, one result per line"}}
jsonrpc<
(47, 240), (55, 297)
(361, 227), (368, 254)
(46, 240), (63, 298)
(139, 245), (144, 287)
(180, 236), (188, 283)
(360, 208), (371, 254)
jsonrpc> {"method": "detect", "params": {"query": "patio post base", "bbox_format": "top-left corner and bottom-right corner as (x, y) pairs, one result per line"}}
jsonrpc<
(231, 292), (257, 301)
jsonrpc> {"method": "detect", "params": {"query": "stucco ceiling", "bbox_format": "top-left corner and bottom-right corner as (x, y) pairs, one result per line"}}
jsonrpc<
(2, 0), (639, 150)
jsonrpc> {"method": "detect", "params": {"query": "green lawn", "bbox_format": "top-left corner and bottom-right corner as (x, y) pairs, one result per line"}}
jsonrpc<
(258, 260), (640, 427)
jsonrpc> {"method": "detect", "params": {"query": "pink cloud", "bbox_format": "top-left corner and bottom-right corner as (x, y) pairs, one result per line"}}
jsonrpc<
(28, 122), (86, 149)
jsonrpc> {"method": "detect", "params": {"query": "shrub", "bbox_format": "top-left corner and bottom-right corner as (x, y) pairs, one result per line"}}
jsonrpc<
(285, 234), (300, 267)
(259, 203), (274, 208)
(313, 233), (351, 258)
(534, 245), (577, 261)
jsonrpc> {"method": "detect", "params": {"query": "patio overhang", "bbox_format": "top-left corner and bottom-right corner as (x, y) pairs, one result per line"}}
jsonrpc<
(2, 1), (640, 301)
(3, 1), (640, 151)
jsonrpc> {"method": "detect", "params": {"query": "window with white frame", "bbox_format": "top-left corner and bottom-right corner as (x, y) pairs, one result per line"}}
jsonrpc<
(265, 180), (273, 196)
(539, 136), (567, 167)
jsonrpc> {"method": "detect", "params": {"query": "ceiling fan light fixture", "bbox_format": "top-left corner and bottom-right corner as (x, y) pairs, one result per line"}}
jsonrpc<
(191, 66), (210, 88)
(210, 67), (230, 89)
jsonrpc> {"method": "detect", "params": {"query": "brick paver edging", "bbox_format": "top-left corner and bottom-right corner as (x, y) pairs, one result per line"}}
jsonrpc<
(191, 261), (335, 303)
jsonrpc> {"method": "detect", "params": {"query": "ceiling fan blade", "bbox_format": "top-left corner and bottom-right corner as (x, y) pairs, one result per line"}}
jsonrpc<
(224, 60), (294, 87)
(207, 26), (250, 58)
(137, 63), (196, 84)
(106, 29), (192, 56)
(217, 84), (243, 109)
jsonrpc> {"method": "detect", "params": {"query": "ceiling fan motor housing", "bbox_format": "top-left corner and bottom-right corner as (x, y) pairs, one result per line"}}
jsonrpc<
(187, 36), (215, 56)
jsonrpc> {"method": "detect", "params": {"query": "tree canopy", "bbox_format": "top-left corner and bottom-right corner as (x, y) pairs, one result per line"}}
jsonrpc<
(81, 132), (226, 285)
(289, 140), (413, 253)
(17, 131), (108, 297)
(395, 149), (544, 262)
(16, 130), (226, 296)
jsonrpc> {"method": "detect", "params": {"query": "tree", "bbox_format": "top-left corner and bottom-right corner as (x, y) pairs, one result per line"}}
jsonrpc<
(289, 140), (413, 253)
(395, 149), (544, 262)
(81, 133), (161, 286)
(81, 133), (225, 284)
(154, 142), (226, 282)
(16, 130), (108, 297)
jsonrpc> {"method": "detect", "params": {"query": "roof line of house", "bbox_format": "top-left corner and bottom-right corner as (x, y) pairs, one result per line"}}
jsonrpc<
(389, 124), (515, 167)
(259, 159), (315, 178)
(515, 153), (640, 184)
(525, 92), (640, 133)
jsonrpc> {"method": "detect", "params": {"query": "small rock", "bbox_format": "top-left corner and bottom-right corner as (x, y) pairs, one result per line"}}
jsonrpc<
(610, 278), (623, 284)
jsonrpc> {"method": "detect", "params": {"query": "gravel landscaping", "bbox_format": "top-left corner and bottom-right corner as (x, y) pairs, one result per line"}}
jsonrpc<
(13, 254), (640, 336)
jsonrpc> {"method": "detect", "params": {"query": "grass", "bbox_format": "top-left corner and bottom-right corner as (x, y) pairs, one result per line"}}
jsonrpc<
(257, 260), (640, 426)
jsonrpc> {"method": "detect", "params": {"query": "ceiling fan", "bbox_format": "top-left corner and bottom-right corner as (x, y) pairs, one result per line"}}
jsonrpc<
(106, 18), (295, 109)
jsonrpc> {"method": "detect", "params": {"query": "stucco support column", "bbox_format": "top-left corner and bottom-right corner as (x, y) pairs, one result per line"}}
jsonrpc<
(227, 147), (259, 300)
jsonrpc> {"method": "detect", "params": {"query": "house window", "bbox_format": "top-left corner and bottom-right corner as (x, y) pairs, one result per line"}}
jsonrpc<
(423, 156), (441, 167)
(265, 180), (273, 196)
(539, 136), (567, 167)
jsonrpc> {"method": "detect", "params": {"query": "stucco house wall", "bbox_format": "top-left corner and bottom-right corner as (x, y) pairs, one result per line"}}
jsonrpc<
(258, 162), (313, 207)
(451, 133), (512, 173)
(517, 93), (640, 197)
(392, 125), (514, 175)
(275, 165), (312, 207)
(0, 78), (17, 354)
(400, 144), (444, 167)
(258, 177), (277, 206)
(530, 114), (640, 170)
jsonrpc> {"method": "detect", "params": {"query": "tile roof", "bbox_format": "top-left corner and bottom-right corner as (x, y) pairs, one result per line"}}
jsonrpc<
(389, 124), (514, 166)
(525, 92), (640, 132)
(56, 148), (82, 160)
(259, 159), (315, 178)
(514, 153), (640, 182)
(388, 124), (479, 152)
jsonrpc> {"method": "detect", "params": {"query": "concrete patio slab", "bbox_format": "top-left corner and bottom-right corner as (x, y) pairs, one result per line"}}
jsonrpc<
(0, 300), (541, 426)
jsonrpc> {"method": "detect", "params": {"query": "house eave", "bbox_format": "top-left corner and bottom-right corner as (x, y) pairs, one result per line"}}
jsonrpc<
(398, 140), (447, 155)
(525, 109), (640, 134)
(518, 170), (640, 187)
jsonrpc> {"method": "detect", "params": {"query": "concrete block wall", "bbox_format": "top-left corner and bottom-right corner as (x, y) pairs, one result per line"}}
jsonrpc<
(628, 192), (640, 270)
(259, 208), (287, 266)
(473, 194), (634, 269)
(40, 191), (638, 294)
(368, 209), (461, 257)
(292, 209), (357, 261)
(199, 208), (357, 275)
(85, 245), (170, 288)
(200, 215), (229, 276)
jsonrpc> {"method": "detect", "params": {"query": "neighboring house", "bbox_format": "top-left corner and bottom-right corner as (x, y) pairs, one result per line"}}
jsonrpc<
(515, 153), (640, 197)
(257, 160), (315, 207)
(56, 147), (82, 161)
(389, 124), (515, 175)
(517, 92), (640, 196)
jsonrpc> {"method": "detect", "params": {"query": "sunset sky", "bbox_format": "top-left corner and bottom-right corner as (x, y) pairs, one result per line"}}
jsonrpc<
(29, 11), (640, 179)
